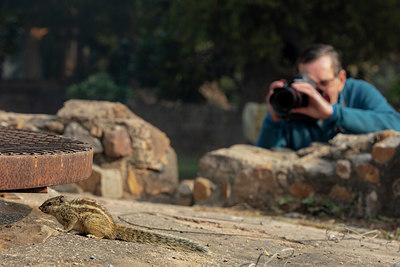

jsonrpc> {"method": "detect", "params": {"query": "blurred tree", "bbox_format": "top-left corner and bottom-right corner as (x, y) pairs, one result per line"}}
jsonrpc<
(2, 0), (400, 103)
(149, 0), (400, 104)
(66, 72), (120, 101)
(0, 9), (23, 78)
(3, 0), (134, 80)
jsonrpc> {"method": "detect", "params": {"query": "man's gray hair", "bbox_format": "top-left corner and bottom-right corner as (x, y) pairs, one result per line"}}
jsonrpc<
(297, 44), (342, 76)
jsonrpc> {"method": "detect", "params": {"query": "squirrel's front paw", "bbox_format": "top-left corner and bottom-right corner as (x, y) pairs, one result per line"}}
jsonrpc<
(56, 227), (68, 233)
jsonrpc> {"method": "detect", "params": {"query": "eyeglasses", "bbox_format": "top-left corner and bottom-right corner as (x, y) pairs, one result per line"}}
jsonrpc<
(315, 77), (337, 89)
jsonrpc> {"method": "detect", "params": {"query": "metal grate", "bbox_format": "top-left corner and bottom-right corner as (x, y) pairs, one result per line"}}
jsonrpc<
(0, 126), (93, 192)
(0, 126), (91, 155)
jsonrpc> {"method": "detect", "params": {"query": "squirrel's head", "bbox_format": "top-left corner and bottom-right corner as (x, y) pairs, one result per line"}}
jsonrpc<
(39, 195), (66, 214)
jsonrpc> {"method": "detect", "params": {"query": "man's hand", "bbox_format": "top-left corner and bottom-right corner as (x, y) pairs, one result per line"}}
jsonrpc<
(291, 82), (333, 119)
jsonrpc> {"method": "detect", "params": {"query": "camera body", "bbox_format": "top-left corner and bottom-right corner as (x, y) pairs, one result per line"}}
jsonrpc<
(270, 73), (319, 118)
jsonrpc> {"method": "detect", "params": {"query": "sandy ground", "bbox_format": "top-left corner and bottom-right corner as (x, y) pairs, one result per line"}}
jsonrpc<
(1, 190), (399, 267)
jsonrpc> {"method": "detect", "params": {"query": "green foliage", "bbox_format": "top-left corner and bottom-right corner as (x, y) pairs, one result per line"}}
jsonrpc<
(66, 73), (120, 101)
(387, 75), (400, 104)
(177, 154), (199, 181)
(0, 10), (22, 55)
(279, 196), (295, 206)
(3, 0), (400, 103)
(301, 196), (343, 217)
(301, 195), (315, 206)
(133, 0), (400, 102)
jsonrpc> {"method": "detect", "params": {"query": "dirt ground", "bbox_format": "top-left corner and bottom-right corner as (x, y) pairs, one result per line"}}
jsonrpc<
(1, 190), (399, 267)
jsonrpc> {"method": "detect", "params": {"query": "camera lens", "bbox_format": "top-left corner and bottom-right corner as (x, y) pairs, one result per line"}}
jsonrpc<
(273, 89), (298, 109)
(270, 87), (308, 117)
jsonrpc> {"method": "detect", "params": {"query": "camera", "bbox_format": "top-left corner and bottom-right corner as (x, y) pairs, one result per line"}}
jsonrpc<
(269, 73), (319, 118)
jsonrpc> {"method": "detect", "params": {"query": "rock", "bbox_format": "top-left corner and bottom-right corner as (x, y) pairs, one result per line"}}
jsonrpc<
(393, 179), (400, 198)
(365, 191), (379, 217)
(375, 130), (400, 141)
(233, 164), (282, 206)
(175, 180), (195, 206)
(64, 122), (103, 153)
(242, 102), (268, 143)
(296, 142), (331, 158)
(78, 165), (123, 198)
(356, 163), (380, 183)
(0, 111), (55, 131)
(372, 134), (400, 164)
(57, 99), (137, 122)
(128, 149), (178, 196)
(289, 181), (314, 199)
(199, 144), (298, 185)
(126, 168), (145, 197)
(45, 120), (64, 133)
(329, 132), (375, 152)
(99, 166), (124, 198)
(221, 182), (231, 200)
(329, 185), (352, 200)
(103, 126), (133, 158)
(77, 167), (101, 195)
(197, 130), (400, 216)
(90, 126), (103, 138)
(177, 180), (195, 196)
(0, 100), (179, 201)
(294, 158), (335, 177)
(193, 177), (215, 203)
(336, 159), (351, 179)
(122, 118), (172, 171)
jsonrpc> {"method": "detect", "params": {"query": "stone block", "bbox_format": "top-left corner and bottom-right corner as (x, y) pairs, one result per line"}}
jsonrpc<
(99, 167), (123, 198)
(372, 134), (400, 164)
(242, 102), (268, 143)
(392, 179), (400, 198)
(45, 120), (64, 133)
(329, 185), (352, 200)
(90, 126), (103, 138)
(175, 180), (195, 206)
(57, 99), (137, 121)
(336, 159), (351, 179)
(357, 163), (380, 183)
(193, 177), (215, 203)
(294, 158), (335, 177)
(329, 132), (375, 152)
(64, 122), (103, 153)
(198, 144), (298, 185)
(365, 191), (379, 217)
(78, 165), (123, 198)
(177, 180), (194, 196)
(103, 126), (133, 158)
(126, 168), (145, 197)
(289, 181), (314, 199)
(77, 166), (101, 195)
(221, 182), (231, 200)
(233, 164), (282, 205)
(126, 148), (178, 197)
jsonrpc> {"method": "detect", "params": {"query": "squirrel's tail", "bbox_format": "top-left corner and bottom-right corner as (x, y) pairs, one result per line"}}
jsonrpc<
(114, 225), (210, 254)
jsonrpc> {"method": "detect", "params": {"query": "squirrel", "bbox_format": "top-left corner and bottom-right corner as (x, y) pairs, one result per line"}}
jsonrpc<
(39, 196), (209, 254)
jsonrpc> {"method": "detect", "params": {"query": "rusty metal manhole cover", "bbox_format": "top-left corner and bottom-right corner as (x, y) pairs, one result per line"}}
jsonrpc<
(0, 126), (93, 192)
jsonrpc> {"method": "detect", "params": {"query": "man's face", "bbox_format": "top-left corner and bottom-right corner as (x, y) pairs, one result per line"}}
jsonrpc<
(298, 55), (346, 104)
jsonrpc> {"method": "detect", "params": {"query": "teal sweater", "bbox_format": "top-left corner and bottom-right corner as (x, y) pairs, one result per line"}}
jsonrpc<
(255, 78), (400, 150)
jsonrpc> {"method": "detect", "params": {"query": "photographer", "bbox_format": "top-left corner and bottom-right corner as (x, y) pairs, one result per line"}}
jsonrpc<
(255, 43), (400, 150)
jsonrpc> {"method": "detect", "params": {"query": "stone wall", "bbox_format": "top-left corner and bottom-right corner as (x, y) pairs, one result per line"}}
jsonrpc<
(0, 100), (178, 199)
(197, 131), (400, 218)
